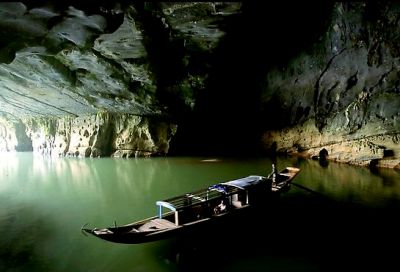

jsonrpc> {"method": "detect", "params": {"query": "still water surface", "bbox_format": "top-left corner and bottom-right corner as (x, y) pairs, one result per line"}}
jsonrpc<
(0, 153), (399, 271)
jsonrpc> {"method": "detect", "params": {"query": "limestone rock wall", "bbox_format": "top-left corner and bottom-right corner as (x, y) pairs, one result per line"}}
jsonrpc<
(21, 113), (175, 158)
(0, 2), (399, 168)
(0, 2), (240, 158)
(261, 3), (400, 168)
(112, 114), (173, 158)
(0, 2), (241, 121)
(0, 3), (157, 119)
(0, 120), (19, 152)
(0, 117), (32, 152)
(262, 120), (400, 168)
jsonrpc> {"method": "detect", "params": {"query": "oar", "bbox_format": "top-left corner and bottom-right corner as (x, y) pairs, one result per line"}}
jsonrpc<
(291, 182), (324, 197)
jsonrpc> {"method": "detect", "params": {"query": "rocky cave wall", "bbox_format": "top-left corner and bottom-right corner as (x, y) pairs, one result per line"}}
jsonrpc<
(0, 2), (399, 167)
(261, 2), (400, 168)
(1, 112), (176, 158)
(0, 2), (241, 157)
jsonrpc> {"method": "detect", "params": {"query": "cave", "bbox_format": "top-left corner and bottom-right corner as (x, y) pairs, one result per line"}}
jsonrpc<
(0, 1), (399, 166)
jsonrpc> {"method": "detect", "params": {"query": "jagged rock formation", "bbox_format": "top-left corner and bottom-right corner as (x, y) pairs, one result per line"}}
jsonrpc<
(261, 2), (400, 168)
(0, 2), (157, 118)
(0, 2), (399, 167)
(0, 117), (32, 152)
(0, 2), (240, 157)
(2, 112), (176, 158)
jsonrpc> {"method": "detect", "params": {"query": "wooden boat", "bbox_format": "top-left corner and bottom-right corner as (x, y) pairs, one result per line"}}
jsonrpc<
(82, 166), (300, 244)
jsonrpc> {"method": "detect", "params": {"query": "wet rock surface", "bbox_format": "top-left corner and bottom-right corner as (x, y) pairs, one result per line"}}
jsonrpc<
(261, 3), (400, 168)
(0, 2), (399, 166)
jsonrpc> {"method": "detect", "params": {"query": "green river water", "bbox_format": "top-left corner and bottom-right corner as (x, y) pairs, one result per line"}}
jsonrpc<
(0, 153), (399, 271)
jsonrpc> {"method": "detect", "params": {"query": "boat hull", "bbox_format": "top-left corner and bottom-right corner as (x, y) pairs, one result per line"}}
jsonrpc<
(82, 166), (300, 244)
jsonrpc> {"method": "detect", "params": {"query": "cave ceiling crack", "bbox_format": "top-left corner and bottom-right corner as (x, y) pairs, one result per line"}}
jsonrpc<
(3, 86), (79, 117)
(313, 48), (346, 131)
(314, 48), (347, 109)
(0, 93), (46, 116)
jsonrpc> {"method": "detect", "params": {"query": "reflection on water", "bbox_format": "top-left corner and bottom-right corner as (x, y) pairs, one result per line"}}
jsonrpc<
(0, 153), (399, 271)
(292, 159), (400, 206)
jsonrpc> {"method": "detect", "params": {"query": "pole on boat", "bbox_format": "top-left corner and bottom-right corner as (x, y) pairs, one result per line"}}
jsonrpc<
(174, 211), (179, 226)
(158, 205), (162, 219)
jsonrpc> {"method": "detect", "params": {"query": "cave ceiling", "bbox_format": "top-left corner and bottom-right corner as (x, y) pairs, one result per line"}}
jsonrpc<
(0, 2), (242, 121)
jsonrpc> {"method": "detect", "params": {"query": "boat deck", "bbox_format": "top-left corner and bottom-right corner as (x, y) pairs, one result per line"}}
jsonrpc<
(138, 218), (177, 232)
(271, 173), (292, 192)
(272, 183), (285, 192)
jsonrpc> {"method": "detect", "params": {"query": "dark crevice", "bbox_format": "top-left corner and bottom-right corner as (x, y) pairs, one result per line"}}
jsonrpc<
(346, 71), (359, 91)
(314, 48), (346, 111)
(383, 149), (395, 158)
(133, 2), (189, 119)
(314, 48), (346, 132)
(170, 2), (334, 155)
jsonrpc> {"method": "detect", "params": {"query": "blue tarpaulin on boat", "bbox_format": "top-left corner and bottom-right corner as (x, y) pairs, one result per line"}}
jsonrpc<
(222, 175), (265, 189)
(208, 184), (227, 193)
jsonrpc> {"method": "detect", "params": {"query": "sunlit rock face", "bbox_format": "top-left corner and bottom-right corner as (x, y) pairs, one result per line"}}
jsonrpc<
(0, 2), (240, 157)
(0, 2), (240, 119)
(22, 112), (176, 158)
(261, 2), (400, 168)
(0, 2), (399, 168)
(0, 117), (32, 152)
(0, 2), (155, 118)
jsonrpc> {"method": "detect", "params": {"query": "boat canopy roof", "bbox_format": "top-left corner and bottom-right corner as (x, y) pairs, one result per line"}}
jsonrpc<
(222, 175), (265, 189)
(156, 175), (265, 213)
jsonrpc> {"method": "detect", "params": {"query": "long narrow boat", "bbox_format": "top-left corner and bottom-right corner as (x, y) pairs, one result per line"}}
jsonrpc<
(82, 166), (300, 244)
